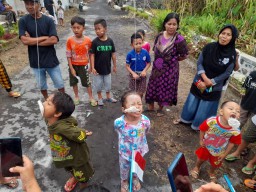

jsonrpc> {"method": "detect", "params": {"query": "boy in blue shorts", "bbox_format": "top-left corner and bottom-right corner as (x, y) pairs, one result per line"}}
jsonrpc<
(19, 0), (65, 100)
(126, 33), (151, 97)
(91, 18), (117, 106)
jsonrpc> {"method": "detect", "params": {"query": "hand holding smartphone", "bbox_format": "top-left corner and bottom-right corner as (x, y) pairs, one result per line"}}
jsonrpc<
(0, 137), (23, 177)
(167, 152), (193, 192)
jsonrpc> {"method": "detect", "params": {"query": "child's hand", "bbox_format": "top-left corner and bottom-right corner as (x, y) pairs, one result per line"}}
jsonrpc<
(132, 73), (140, 79)
(112, 66), (117, 74)
(140, 71), (146, 77)
(86, 131), (93, 136)
(91, 68), (98, 75)
(200, 140), (205, 147)
(70, 68), (76, 77)
(218, 154), (226, 162)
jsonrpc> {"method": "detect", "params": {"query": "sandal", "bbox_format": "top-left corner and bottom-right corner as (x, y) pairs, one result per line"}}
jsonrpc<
(105, 98), (117, 103)
(90, 99), (98, 107)
(0, 178), (19, 189)
(244, 179), (256, 189)
(242, 166), (256, 175)
(225, 154), (240, 162)
(241, 147), (250, 156)
(156, 110), (165, 117)
(121, 180), (128, 192)
(173, 118), (181, 125)
(8, 91), (21, 98)
(190, 169), (199, 179)
(64, 177), (78, 192)
(133, 177), (141, 191)
(74, 98), (80, 105)
(144, 109), (155, 113)
(209, 174), (217, 183)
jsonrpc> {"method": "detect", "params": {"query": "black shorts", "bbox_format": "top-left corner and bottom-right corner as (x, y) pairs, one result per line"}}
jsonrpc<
(69, 65), (91, 87)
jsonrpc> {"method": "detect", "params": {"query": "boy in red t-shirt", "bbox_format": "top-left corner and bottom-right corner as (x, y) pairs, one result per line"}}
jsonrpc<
(66, 16), (97, 106)
(191, 101), (241, 182)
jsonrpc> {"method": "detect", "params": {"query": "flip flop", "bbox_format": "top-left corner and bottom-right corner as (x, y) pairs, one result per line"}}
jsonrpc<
(121, 181), (128, 192)
(64, 177), (78, 192)
(74, 98), (80, 105)
(144, 109), (155, 113)
(0, 178), (19, 189)
(225, 154), (240, 162)
(209, 174), (217, 183)
(173, 119), (181, 125)
(156, 110), (165, 117)
(90, 99), (97, 107)
(8, 91), (21, 98)
(241, 147), (250, 156)
(244, 179), (256, 189)
(133, 177), (141, 191)
(242, 166), (256, 175)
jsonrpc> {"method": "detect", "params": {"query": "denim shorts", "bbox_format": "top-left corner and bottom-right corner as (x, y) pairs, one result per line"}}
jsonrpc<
(32, 65), (64, 90)
(93, 74), (111, 92)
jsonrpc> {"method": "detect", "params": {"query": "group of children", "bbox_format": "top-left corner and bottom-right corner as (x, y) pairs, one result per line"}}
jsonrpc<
(66, 15), (152, 107)
(41, 16), (152, 191)
(24, 13), (255, 191)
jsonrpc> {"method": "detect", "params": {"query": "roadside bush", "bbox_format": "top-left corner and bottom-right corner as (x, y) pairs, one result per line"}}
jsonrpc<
(195, 14), (218, 37)
(150, 10), (171, 32)
(0, 25), (4, 37)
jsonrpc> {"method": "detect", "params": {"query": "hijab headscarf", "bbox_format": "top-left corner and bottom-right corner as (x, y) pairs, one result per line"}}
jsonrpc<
(202, 24), (239, 79)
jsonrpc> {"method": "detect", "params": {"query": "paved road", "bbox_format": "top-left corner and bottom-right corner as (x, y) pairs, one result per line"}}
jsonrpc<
(0, 0), (172, 191)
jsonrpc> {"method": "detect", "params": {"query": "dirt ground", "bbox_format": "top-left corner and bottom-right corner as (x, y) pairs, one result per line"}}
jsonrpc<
(0, 2), (253, 192)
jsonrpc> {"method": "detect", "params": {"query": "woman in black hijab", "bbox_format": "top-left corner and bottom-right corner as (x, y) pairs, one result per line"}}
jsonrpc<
(174, 24), (239, 130)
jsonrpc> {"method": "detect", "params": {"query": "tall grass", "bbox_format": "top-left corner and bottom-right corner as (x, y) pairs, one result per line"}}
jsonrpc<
(150, 10), (171, 32)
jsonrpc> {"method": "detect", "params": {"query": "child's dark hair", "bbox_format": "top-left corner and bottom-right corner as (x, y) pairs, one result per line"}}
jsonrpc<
(40, 7), (45, 10)
(94, 18), (107, 28)
(220, 100), (238, 109)
(136, 29), (145, 37)
(121, 91), (141, 107)
(52, 92), (75, 120)
(131, 33), (142, 44)
(71, 16), (85, 26)
(162, 12), (180, 31)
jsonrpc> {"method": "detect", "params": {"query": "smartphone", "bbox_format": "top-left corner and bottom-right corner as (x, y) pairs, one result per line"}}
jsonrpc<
(0, 137), (23, 177)
(167, 152), (192, 192)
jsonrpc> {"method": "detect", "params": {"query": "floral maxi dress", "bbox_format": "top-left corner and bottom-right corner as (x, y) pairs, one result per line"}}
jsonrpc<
(145, 32), (188, 106)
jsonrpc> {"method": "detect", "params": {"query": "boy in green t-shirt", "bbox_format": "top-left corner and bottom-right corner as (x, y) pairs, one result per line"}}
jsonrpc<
(42, 92), (94, 191)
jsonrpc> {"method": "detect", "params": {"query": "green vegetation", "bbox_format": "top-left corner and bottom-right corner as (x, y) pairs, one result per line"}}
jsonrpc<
(124, 0), (255, 55)
(0, 25), (4, 37)
(148, 0), (256, 55)
(123, 6), (149, 20)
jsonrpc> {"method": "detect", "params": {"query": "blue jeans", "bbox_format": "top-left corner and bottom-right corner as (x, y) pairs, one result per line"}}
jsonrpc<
(32, 65), (64, 90)
(180, 93), (219, 130)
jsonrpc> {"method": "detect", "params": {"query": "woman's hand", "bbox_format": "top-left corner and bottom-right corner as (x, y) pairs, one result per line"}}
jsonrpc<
(197, 81), (206, 90)
(203, 77), (213, 87)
